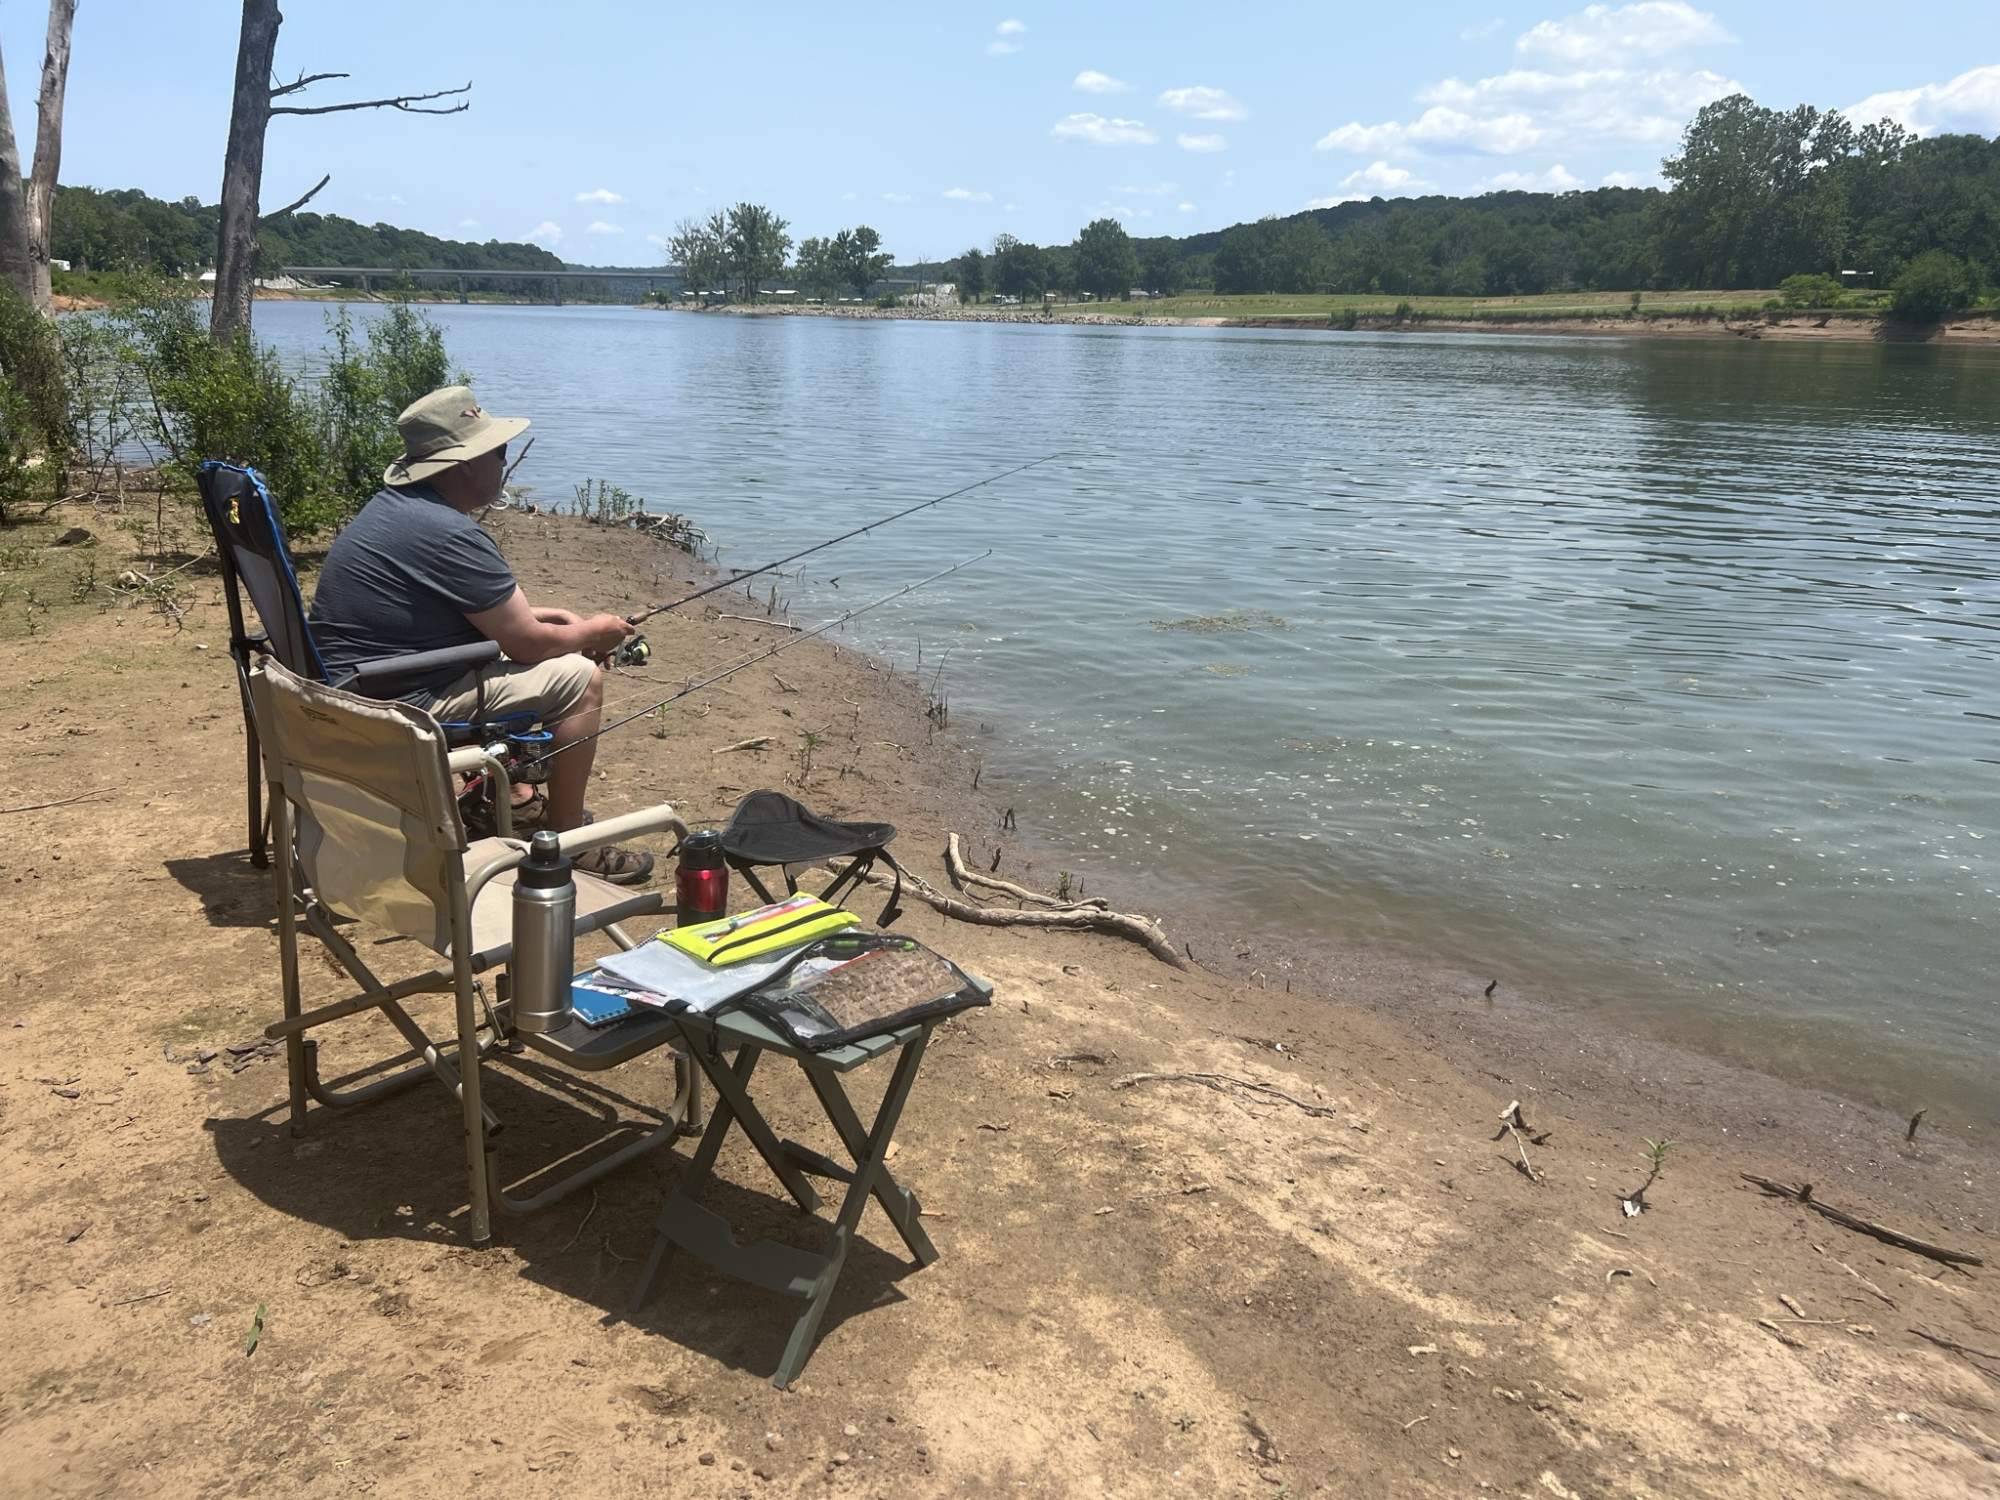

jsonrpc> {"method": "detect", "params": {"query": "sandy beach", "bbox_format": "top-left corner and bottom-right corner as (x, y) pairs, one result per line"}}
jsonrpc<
(2, 502), (1996, 1498)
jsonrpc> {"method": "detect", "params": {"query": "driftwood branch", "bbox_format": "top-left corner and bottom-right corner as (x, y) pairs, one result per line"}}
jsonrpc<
(945, 832), (1108, 909)
(1910, 1326), (2000, 1369)
(1113, 1071), (1335, 1118)
(262, 172), (330, 219)
(1743, 1175), (1983, 1267)
(272, 82), (471, 117)
(844, 856), (1187, 970)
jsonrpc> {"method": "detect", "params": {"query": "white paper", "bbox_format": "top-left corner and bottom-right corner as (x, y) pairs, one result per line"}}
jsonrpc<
(593, 935), (800, 1012)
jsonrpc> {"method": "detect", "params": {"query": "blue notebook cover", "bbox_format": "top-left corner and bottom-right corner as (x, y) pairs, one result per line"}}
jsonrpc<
(569, 978), (638, 1028)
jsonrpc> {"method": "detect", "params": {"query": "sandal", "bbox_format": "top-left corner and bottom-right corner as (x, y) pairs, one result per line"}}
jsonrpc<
(572, 844), (655, 887)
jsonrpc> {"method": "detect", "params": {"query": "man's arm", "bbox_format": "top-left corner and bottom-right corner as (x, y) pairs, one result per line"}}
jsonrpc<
(466, 587), (631, 664)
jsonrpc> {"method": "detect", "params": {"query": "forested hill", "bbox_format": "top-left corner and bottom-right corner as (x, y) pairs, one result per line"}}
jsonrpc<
(50, 185), (563, 277)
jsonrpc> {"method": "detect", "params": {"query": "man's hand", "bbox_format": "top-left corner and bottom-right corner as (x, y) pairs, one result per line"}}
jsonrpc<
(469, 589), (632, 665)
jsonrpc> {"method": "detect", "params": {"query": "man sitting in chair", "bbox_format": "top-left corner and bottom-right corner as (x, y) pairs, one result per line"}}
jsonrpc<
(309, 385), (652, 885)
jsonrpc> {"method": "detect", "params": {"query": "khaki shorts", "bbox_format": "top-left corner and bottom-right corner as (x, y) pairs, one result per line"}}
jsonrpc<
(422, 654), (597, 726)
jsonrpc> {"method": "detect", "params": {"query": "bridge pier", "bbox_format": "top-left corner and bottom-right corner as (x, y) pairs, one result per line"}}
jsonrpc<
(360, 274), (372, 296)
(457, 275), (468, 304)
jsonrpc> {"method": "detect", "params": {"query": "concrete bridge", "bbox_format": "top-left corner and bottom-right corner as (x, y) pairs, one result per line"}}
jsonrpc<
(280, 265), (681, 304)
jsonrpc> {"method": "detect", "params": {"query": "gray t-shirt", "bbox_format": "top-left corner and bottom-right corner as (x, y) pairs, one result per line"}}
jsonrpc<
(308, 484), (517, 696)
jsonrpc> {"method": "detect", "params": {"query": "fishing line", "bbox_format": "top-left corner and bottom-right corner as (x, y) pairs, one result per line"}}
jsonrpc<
(552, 551), (992, 763)
(626, 453), (1061, 625)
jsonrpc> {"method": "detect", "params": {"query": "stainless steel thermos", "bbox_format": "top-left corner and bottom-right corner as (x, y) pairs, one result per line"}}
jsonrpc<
(509, 830), (574, 1034)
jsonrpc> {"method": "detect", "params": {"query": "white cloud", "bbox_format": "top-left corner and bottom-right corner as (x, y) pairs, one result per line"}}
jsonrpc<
(1115, 181), (1178, 195)
(1461, 17), (1506, 41)
(645, 233), (667, 247)
(1158, 85), (1247, 121)
(884, 192), (913, 202)
(944, 188), (994, 201)
(987, 18), (1025, 54)
(1474, 163), (1585, 191)
(1847, 63), (2000, 137)
(1317, 17), (1739, 161)
(1600, 169), (1650, 187)
(1052, 113), (1157, 146)
(1074, 70), (1129, 93)
(1177, 132), (1227, 152)
(840, 191), (858, 201)
(458, 218), (479, 229)
(1178, 202), (1196, 212)
(575, 188), (623, 204)
(1516, 2), (1731, 65)
(525, 221), (563, 244)
(586, 221), (625, 234)
(1307, 195), (1365, 209)
(1343, 160), (1432, 192)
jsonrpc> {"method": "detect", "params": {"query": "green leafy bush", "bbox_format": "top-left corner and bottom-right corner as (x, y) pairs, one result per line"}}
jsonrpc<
(1891, 251), (1980, 321)
(0, 283), (72, 524)
(118, 291), (461, 535)
(1779, 273), (1843, 308)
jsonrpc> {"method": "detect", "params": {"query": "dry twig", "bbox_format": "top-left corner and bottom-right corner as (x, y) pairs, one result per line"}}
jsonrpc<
(1113, 1071), (1334, 1118)
(945, 832), (1108, 909)
(1743, 1175), (1983, 1268)
(2, 788), (113, 814)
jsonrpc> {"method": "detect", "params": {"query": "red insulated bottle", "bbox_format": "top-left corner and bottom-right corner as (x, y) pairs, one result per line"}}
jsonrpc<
(675, 830), (729, 927)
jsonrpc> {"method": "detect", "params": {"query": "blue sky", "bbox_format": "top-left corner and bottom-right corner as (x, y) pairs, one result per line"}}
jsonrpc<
(9, 2), (1999, 264)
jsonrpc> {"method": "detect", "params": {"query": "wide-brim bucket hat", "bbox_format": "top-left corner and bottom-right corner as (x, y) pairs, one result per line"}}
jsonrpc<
(384, 385), (530, 486)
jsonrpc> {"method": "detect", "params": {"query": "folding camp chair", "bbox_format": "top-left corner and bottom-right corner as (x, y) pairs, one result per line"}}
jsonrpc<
(198, 462), (532, 867)
(720, 790), (904, 924)
(248, 657), (699, 1247)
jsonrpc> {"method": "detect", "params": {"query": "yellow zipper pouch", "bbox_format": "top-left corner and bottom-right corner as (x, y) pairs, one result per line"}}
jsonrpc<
(661, 894), (858, 966)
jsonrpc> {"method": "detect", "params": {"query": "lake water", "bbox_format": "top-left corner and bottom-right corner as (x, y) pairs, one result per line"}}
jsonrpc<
(258, 303), (2000, 1119)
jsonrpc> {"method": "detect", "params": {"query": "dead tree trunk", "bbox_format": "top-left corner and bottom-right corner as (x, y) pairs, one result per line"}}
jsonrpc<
(210, 0), (281, 343)
(0, 36), (37, 307)
(210, 0), (469, 343)
(24, 0), (78, 314)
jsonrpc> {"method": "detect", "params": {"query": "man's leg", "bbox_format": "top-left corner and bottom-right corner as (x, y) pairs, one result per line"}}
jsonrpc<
(543, 663), (603, 832)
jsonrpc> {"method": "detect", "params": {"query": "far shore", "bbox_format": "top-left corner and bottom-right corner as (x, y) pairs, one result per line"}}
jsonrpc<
(687, 299), (2000, 343)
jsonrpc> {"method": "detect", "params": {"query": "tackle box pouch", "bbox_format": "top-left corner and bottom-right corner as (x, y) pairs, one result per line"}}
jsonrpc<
(723, 932), (991, 1051)
(662, 894), (857, 965)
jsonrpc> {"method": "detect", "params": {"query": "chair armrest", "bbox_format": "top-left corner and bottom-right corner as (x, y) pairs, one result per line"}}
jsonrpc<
(460, 805), (685, 910)
(555, 803), (688, 857)
(448, 746), (516, 838)
(342, 639), (502, 695)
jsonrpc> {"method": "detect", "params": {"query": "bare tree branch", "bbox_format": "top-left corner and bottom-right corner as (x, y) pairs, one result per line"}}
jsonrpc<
(272, 82), (471, 117)
(261, 172), (331, 220)
(268, 69), (348, 100)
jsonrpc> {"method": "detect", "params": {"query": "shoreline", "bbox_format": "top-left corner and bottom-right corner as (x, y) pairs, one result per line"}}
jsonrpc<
(3, 501), (1995, 1496)
(678, 300), (2000, 344)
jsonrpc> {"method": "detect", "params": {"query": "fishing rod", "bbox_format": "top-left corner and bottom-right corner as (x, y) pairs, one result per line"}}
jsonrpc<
(625, 453), (1060, 626)
(549, 550), (992, 764)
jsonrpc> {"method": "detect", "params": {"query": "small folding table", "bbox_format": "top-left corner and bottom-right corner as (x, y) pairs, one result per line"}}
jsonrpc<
(628, 981), (984, 1387)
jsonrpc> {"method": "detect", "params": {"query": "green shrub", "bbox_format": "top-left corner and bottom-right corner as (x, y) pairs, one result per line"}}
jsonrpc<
(1779, 273), (1843, 309)
(1891, 251), (1980, 322)
(0, 283), (72, 525)
(118, 291), (462, 536)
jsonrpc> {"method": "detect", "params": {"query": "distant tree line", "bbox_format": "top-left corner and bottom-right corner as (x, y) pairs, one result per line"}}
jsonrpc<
(47, 184), (563, 282)
(932, 94), (2000, 313)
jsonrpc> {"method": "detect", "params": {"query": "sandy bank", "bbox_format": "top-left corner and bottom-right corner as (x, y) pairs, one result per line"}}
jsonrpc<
(1, 503), (1995, 1497)
(682, 300), (2000, 344)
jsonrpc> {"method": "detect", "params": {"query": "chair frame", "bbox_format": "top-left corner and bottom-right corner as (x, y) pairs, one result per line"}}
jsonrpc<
(251, 662), (700, 1247)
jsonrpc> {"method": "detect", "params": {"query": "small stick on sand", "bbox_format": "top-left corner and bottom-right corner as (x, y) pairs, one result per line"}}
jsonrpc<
(715, 614), (802, 631)
(1906, 1109), (1927, 1143)
(1743, 1175), (1983, 1268)
(713, 736), (775, 754)
(1113, 1071), (1335, 1118)
(2, 788), (114, 814)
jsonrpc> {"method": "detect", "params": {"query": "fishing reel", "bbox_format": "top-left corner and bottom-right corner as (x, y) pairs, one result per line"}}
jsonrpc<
(610, 634), (651, 668)
(457, 728), (556, 839)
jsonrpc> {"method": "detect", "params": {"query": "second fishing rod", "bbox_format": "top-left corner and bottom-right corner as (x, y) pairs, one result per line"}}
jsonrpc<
(625, 452), (1060, 626)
